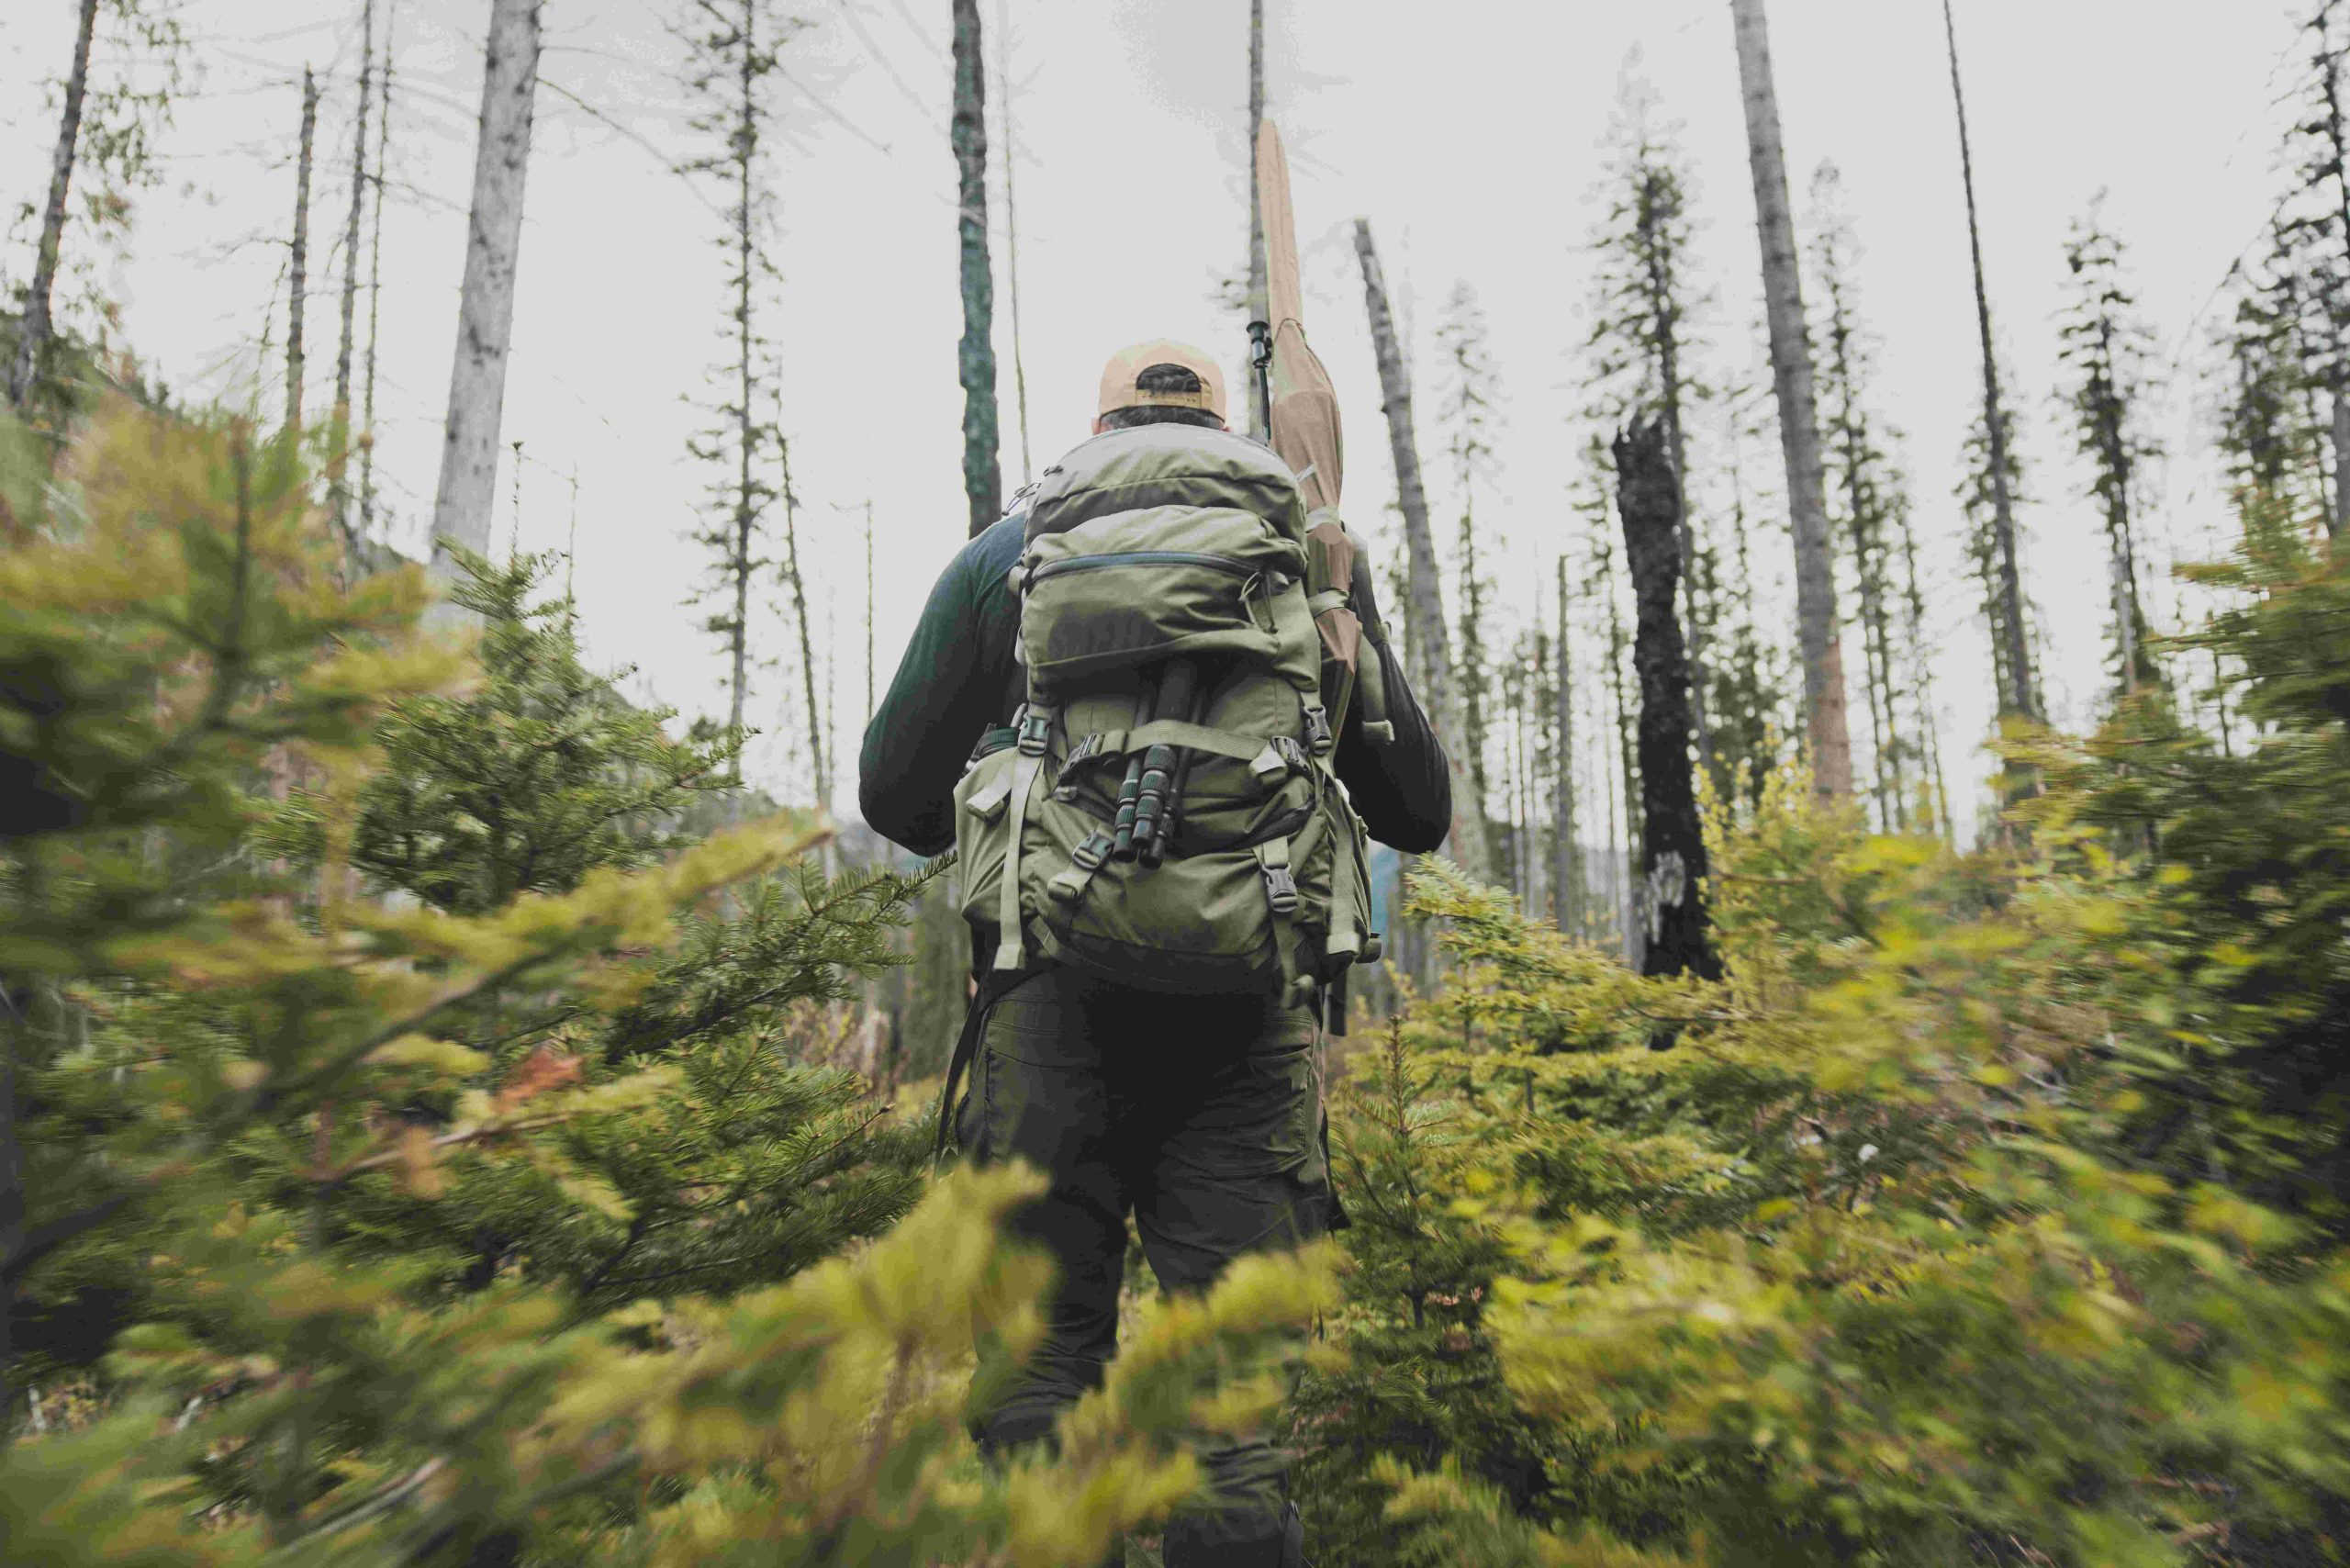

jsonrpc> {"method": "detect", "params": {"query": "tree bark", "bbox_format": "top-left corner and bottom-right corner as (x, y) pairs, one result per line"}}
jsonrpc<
(1729, 0), (1854, 797)
(287, 69), (319, 433)
(727, 0), (757, 741)
(6, 0), (101, 411)
(1616, 418), (1718, 982)
(2333, 394), (2350, 540)
(430, 0), (543, 570)
(1942, 0), (2037, 722)
(779, 436), (826, 812)
(330, 8), (375, 543)
(1552, 555), (1582, 935)
(360, 8), (395, 542)
(1354, 218), (1494, 881)
(995, 0), (1030, 486)
(1245, 0), (1269, 440)
(951, 0), (1001, 537)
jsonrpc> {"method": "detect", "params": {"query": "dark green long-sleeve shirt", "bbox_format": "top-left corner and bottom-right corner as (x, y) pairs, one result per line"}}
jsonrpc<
(859, 510), (1452, 858)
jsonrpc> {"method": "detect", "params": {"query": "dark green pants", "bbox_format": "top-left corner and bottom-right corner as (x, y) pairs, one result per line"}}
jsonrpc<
(956, 968), (1332, 1567)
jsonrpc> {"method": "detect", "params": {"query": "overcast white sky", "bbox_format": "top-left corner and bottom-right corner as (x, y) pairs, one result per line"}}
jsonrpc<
(0, 0), (2311, 836)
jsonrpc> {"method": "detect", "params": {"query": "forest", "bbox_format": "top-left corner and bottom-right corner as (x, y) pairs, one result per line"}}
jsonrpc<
(4, 0), (2350, 1563)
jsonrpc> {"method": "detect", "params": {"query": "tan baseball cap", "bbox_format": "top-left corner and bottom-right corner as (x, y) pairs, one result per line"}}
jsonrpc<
(1096, 339), (1227, 423)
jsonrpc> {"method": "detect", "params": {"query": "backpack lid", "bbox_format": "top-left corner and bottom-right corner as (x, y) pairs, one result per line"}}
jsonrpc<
(1026, 425), (1307, 545)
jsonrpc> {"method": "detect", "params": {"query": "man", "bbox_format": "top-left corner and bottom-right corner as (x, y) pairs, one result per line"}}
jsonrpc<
(860, 340), (1451, 1567)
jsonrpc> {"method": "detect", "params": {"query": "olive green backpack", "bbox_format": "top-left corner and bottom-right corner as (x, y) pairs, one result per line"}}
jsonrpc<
(952, 423), (1385, 1005)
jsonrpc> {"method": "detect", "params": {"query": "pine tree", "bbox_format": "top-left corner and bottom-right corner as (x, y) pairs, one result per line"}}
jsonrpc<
(1959, 355), (2039, 733)
(682, 0), (798, 751)
(1942, 0), (2039, 728)
(1438, 283), (1502, 869)
(2057, 202), (2165, 700)
(2291, 0), (2350, 534)
(1810, 163), (1915, 826)
(1707, 394), (1791, 817)
(1583, 74), (1712, 768)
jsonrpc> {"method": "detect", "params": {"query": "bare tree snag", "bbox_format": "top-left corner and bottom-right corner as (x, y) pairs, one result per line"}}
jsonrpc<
(330, 5), (375, 543)
(430, 0), (543, 569)
(360, 6), (396, 542)
(1354, 218), (1494, 881)
(1552, 554), (1582, 935)
(951, 0), (1001, 537)
(994, 0), (1031, 485)
(1942, 0), (2038, 724)
(6, 0), (101, 411)
(288, 68), (319, 434)
(1729, 0), (1854, 797)
(1616, 418), (1718, 982)
(1245, 0), (1269, 440)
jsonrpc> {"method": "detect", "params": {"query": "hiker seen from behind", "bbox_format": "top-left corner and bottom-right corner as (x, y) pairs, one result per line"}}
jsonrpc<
(860, 340), (1452, 1568)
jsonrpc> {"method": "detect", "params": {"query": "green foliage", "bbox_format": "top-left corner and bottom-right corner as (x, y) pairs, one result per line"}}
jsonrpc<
(0, 399), (1338, 1562)
(329, 548), (740, 915)
(1302, 713), (2350, 1563)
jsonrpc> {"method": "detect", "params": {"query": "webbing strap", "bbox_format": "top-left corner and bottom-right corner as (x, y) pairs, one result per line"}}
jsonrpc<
(933, 968), (1029, 1164)
(1116, 720), (1277, 765)
(993, 749), (1046, 972)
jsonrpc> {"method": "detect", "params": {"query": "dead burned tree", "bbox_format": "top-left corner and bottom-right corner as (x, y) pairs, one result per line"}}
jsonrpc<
(1616, 417), (1718, 982)
(1354, 218), (1494, 881)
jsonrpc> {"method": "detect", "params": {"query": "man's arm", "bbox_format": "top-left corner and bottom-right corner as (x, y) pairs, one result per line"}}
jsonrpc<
(858, 518), (1024, 857)
(1332, 554), (1452, 854)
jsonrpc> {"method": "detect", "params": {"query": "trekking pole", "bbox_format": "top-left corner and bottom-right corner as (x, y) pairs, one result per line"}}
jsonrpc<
(1247, 319), (1273, 442)
(1128, 659), (1198, 864)
(1142, 671), (1208, 868)
(1110, 675), (1161, 860)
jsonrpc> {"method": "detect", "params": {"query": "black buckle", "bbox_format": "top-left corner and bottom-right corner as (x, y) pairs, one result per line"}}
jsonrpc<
(1303, 706), (1333, 755)
(1274, 735), (1310, 773)
(1262, 865), (1300, 916)
(1071, 831), (1116, 872)
(1015, 705), (1054, 756)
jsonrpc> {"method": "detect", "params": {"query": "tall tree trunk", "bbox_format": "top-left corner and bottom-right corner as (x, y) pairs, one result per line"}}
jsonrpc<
(1354, 218), (1494, 880)
(864, 498), (877, 724)
(1601, 536), (1641, 969)
(726, 7), (757, 741)
(6, 0), (101, 411)
(2333, 395), (2350, 540)
(330, 9), (375, 544)
(1942, 0), (2037, 723)
(1616, 418), (1718, 982)
(287, 69), (319, 434)
(779, 435), (826, 812)
(1729, 0), (1854, 797)
(1245, 0), (1269, 440)
(360, 6), (395, 542)
(994, 0), (1030, 486)
(430, 0), (543, 569)
(951, 0), (1001, 537)
(1552, 555), (1582, 935)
